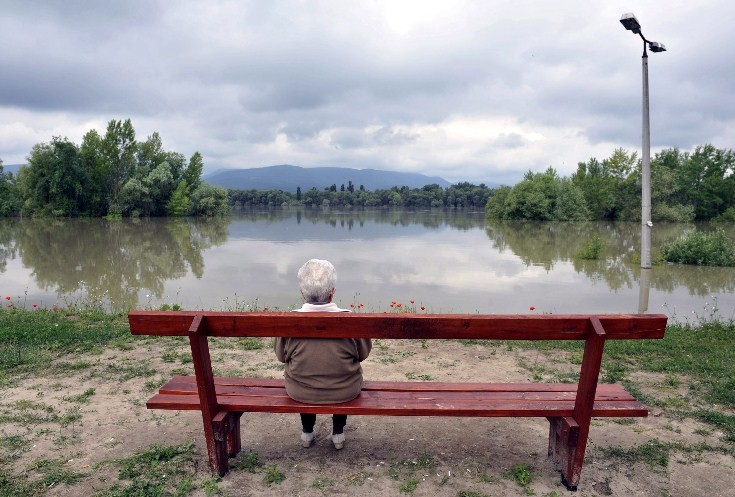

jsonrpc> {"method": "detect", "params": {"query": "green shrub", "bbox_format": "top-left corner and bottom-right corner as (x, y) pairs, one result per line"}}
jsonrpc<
(578, 235), (603, 260)
(661, 229), (735, 266)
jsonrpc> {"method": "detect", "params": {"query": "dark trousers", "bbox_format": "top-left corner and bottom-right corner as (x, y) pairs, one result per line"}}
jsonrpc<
(300, 413), (347, 435)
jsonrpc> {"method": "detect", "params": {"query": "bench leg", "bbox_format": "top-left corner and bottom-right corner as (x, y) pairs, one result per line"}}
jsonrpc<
(226, 413), (243, 457)
(211, 411), (241, 476)
(547, 417), (584, 491)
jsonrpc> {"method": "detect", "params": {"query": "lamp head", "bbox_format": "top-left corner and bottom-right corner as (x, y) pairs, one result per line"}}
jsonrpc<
(648, 41), (667, 53)
(620, 12), (641, 34)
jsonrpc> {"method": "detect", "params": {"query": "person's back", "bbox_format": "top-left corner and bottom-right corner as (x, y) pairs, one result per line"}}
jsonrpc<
(274, 259), (371, 449)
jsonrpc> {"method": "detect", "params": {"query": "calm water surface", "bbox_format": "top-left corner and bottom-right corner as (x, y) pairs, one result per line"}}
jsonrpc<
(1, 211), (733, 321)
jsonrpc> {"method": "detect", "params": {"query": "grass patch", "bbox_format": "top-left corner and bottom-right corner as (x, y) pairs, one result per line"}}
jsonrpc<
(97, 443), (196, 497)
(0, 309), (129, 376)
(599, 438), (734, 473)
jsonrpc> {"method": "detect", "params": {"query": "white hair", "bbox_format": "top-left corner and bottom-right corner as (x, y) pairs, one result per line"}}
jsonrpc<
(298, 259), (337, 303)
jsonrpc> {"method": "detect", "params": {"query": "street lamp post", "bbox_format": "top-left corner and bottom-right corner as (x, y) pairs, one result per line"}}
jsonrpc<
(620, 13), (666, 269)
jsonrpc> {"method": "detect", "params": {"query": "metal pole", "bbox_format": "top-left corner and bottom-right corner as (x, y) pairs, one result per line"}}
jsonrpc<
(641, 45), (652, 269)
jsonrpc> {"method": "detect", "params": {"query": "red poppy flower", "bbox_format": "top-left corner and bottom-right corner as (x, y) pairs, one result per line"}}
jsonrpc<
(33, 304), (38, 308)
(263, 307), (269, 311)
(421, 306), (426, 311)
(396, 304), (402, 308)
(529, 306), (536, 311)
(410, 300), (415, 304)
(5, 296), (10, 300)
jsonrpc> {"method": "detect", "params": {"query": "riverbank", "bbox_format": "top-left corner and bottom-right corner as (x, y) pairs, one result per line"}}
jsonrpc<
(1, 308), (734, 496)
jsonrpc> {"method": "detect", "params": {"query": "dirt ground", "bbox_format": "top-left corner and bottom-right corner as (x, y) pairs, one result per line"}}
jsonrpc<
(2, 336), (734, 497)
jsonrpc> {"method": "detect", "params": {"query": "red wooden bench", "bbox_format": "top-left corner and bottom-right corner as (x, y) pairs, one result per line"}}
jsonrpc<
(128, 311), (667, 491)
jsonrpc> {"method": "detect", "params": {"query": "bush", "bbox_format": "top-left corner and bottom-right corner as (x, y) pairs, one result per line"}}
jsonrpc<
(578, 235), (603, 260)
(661, 229), (735, 266)
(713, 206), (735, 224)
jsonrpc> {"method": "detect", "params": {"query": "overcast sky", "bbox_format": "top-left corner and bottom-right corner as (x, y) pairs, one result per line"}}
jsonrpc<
(1, 1), (733, 185)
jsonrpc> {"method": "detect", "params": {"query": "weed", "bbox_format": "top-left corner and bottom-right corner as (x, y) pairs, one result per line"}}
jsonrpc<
(263, 464), (285, 485)
(399, 477), (420, 493)
(503, 463), (533, 487)
(29, 457), (88, 486)
(312, 477), (335, 493)
(201, 477), (223, 495)
(230, 450), (262, 473)
(64, 387), (96, 404)
(457, 490), (491, 497)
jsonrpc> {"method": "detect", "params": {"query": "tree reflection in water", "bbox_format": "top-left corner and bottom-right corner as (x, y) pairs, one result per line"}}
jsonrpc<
(1, 212), (734, 315)
(8, 217), (228, 311)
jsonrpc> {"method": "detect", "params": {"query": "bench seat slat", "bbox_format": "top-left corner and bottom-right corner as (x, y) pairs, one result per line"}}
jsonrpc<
(158, 377), (637, 402)
(147, 393), (647, 417)
(161, 375), (631, 394)
(149, 376), (647, 417)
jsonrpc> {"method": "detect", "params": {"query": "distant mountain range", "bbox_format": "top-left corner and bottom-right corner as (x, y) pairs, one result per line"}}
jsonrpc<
(1, 163), (22, 176)
(203, 165), (451, 192)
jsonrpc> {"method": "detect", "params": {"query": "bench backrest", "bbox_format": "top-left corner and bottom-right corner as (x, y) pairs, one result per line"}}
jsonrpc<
(128, 311), (667, 341)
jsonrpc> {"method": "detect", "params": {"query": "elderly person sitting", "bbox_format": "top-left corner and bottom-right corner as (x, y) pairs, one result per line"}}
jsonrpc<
(275, 259), (372, 449)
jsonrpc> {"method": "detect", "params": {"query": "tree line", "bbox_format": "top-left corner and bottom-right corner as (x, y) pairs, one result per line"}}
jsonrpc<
(4, 125), (734, 222)
(0, 119), (229, 218)
(229, 182), (492, 210)
(486, 145), (735, 223)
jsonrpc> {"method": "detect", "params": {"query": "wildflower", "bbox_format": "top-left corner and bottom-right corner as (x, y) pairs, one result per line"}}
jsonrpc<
(421, 306), (426, 311)
(410, 300), (415, 304)
(350, 304), (355, 308)
(397, 304), (402, 308)
(5, 296), (9, 300)
(390, 304), (394, 308)
(263, 307), (269, 311)
(358, 304), (364, 308)
(53, 305), (59, 311)
(33, 304), (38, 308)
(529, 306), (535, 311)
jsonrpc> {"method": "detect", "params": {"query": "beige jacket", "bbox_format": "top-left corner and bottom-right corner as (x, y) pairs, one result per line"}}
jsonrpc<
(274, 303), (372, 404)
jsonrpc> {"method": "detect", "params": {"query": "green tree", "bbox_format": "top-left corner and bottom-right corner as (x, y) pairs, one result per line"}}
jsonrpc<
(503, 168), (559, 220)
(101, 119), (137, 216)
(183, 151), (204, 191)
(79, 129), (107, 216)
(189, 184), (230, 216)
(21, 137), (85, 217)
(0, 158), (23, 217)
(554, 179), (590, 221)
(485, 185), (511, 219)
(167, 180), (190, 216)
(678, 145), (735, 220)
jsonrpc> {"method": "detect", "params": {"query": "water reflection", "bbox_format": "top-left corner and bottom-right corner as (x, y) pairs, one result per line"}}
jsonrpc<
(1, 212), (733, 318)
(1, 217), (228, 310)
(485, 220), (735, 298)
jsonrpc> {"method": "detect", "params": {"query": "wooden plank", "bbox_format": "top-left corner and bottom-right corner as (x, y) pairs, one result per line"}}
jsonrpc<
(129, 311), (667, 340)
(146, 393), (647, 417)
(157, 382), (639, 403)
(159, 376), (636, 396)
